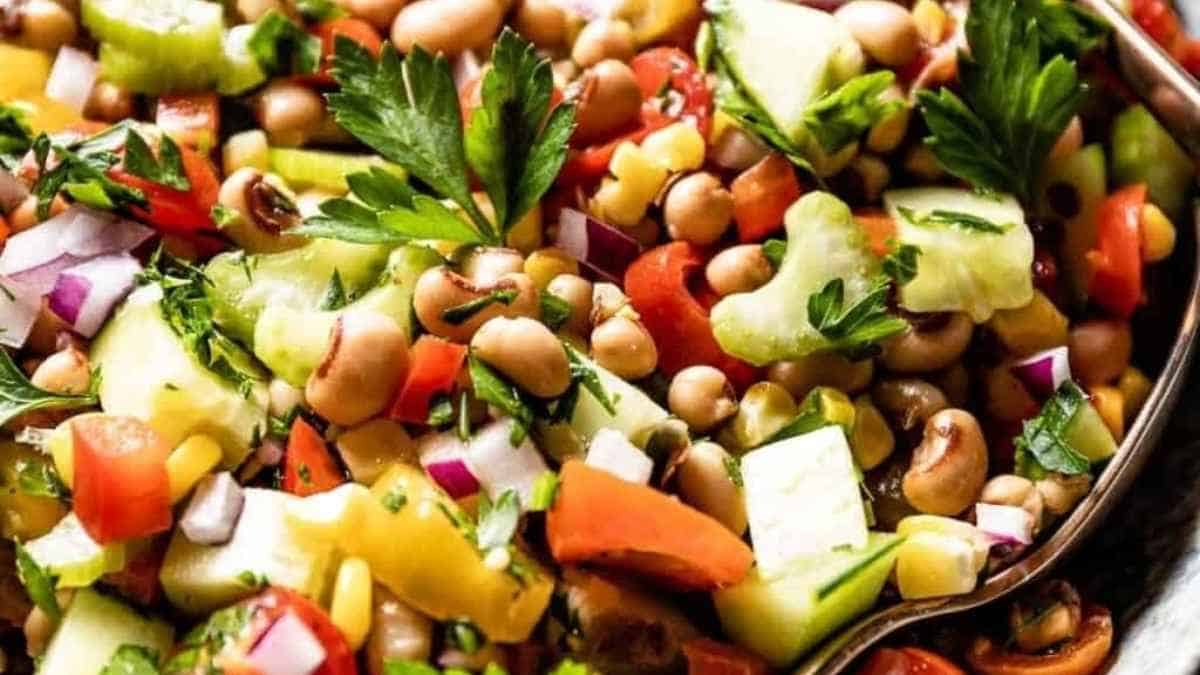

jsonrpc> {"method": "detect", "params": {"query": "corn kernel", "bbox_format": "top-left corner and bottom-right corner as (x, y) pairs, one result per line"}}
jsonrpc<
(166, 435), (223, 503)
(222, 130), (271, 176)
(912, 0), (950, 44)
(1140, 203), (1176, 263)
(609, 142), (669, 198)
(987, 290), (1069, 357)
(506, 203), (544, 254)
(1088, 385), (1125, 442)
(709, 110), (739, 145)
(336, 419), (416, 486)
(641, 122), (706, 172)
(850, 395), (895, 470)
(895, 531), (980, 599)
(1116, 367), (1153, 422)
(524, 248), (580, 288)
(866, 104), (911, 155)
(330, 557), (373, 650)
(591, 178), (649, 228)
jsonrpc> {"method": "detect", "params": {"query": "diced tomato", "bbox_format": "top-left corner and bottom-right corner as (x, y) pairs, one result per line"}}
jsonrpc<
(71, 416), (173, 545)
(1086, 184), (1146, 319)
(283, 418), (345, 497)
(683, 639), (771, 675)
(558, 123), (663, 185)
(731, 154), (803, 242)
(625, 242), (761, 391)
(630, 47), (713, 138)
(857, 647), (965, 675)
(303, 18), (384, 86)
(855, 210), (898, 257)
(220, 587), (357, 675)
(0, 215), (9, 246)
(109, 143), (221, 234)
(390, 335), (469, 424)
(155, 94), (220, 152)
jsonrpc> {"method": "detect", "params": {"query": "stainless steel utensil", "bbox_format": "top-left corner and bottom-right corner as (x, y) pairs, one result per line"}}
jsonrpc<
(795, 4), (1200, 672)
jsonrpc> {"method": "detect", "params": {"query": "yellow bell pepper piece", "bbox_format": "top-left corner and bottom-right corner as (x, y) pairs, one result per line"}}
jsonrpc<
(165, 435), (224, 503)
(0, 45), (80, 133)
(618, 0), (702, 45)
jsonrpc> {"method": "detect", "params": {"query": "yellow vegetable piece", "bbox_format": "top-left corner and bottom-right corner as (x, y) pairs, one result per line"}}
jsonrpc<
(641, 123), (706, 173)
(0, 441), (68, 540)
(618, 0), (701, 45)
(506, 203), (544, 254)
(896, 514), (988, 573)
(1117, 367), (1153, 422)
(166, 435), (224, 503)
(610, 142), (670, 199)
(523, 248), (579, 289)
(894, 531), (980, 600)
(330, 557), (373, 650)
(987, 290), (1069, 358)
(591, 178), (649, 228)
(0, 44), (52, 99)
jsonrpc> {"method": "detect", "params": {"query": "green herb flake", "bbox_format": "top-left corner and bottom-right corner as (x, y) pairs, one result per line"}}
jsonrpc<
(381, 484), (407, 513)
(247, 10), (322, 76)
(16, 459), (69, 499)
(445, 619), (482, 655)
(100, 645), (161, 675)
(881, 243), (921, 285)
(31, 133), (147, 219)
(297, 463), (313, 485)
(529, 471), (560, 512)
(762, 239), (787, 269)
(897, 206), (1009, 234)
(295, 0), (345, 20)
(476, 489), (520, 551)
(211, 203), (242, 229)
(468, 356), (534, 445)
(14, 543), (60, 623)
(802, 71), (903, 153)
(123, 130), (190, 191)
(539, 290), (573, 331)
(318, 269), (350, 311)
(807, 278), (907, 359)
(565, 347), (616, 416)
(0, 103), (33, 168)
(0, 349), (98, 427)
(442, 288), (518, 325)
(1014, 381), (1093, 478)
(236, 570), (269, 589)
(456, 391), (472, 441)
(723, 455), (744, 488)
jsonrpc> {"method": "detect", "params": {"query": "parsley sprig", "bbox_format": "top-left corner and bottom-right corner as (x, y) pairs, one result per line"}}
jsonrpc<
(0, 103), (33, 169)
(807, 278), (907, 359)
(1014, 381), (1093, 478)
(31, 133), (147, 219)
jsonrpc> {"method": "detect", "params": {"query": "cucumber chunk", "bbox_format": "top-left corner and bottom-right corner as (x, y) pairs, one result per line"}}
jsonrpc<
(218, 25), (268, 96)
(269, 148), (407, 194)
(98, 42), (218, 96)
(1111, 104), (1194, 220)
(84, 0), (224, 94)
(37, 588), (174, 675)
(25, 513), (126, 588)
(1039, 144), (1107, 303)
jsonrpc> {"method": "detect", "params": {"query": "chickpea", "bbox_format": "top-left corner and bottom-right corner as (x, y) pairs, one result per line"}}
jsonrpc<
(768, 352), (874, 401)
(874, 378), (949, 431)
(31, 347), (90, 395)
(571, 59), (643, 144)
(306, 311), (410, 426)
(718, 382), (797, 452)
(513, 0), (567, 48)
(1036, 472), (1091, 516)
(84, 81), (135, 124)
(217, 168), (303, 253)
(981, 474), (1045, 531)
(668, 366), (738, 433)
(460, 247), (525, 286)
(546, 273), (593, 335)
(338, 0), (408, 30)
(881, 313), (974, 373)
(1068, 320), (1132, 386)
(413, 268), (539, 342)
(237, 0), (281, 21)
(590, 316), (657, 380)
(663, 172), (735, 246)
(257, 81), (325, 148)
(471, 317), (571, 398)
(18, 0), (78, 51)
(834, 0), (919, 67)
(902, 409), (988, 516)
(571, 18), (636, 67)
(366, 586), (434, 675)
(849, 395), (894, 470)
(676, 441), (748, 534)
(705, 245), (773, 297)
(268, 377), (305, 417)
(390, 0), (503, 55)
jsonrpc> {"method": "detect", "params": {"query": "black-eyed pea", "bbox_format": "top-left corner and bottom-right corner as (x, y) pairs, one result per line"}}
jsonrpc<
(675, 441), (748, 534)
(217, 168), (304, 253)
(590, 315), (657, 381)
(513, 0), (568, 48)
(981, 474), (1044, 530)
(546, 273), (593, 336)
(571, 18), (635, 67)
(390, 0), (503, 55)
(338, 0), (408, 30)
(413, 268), (539, 342)
(880, 313), (973, 373)
(471, 316), (571, 398)
(705, 244), (774, 297)
(834, 0), (919, 67)
(571, 59), (643, 144)
(305, 311), (410, 426)
(668, 366), (738, 433)
(663, 172), (734, 246)
(901, 409), (988, 516)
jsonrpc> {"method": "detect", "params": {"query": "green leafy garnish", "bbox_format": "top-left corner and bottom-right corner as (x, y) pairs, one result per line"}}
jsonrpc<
(897, 206), (1010, 234)
(166, 605), (252, 675)
(384, 661), (510, 675)
(248, 10), (322, 76)
(565, 347), (616, 415)
(539, 290), (573, 331)
(445, 619), (482, 655)
(546, 660), (590, 675)
(123, 130), (189, 191)
(442, 289), (518, 325)
(468, 356), (535, 445)
(211, 203), (241, 229)
(1014, 381), (1093, 478)
(762, 238), (787, 269)
(236, 570), (269, 589)
(802, 71), (902, 153)
(319, 270), (350, 310)
(1033, 0), (1109, 57)
(529, 471), (559, 512)
(381, 484), (407, 513)
(722, 454), (743, 487)
(712, 58), (813, 172)
(101, 645), (161, 675)
(457, 390), (472, 441)
(807, 278), (907, 359)
(16, 459), (69, 499)
(0, 103), (33, 169)
(476, 489), (520, 551)
(31, 134), (147, 219)
(14, 543), (60, 623)
(427, 395), (455, 426)
(917, 0), (1088, 202)
(881, 243), (921, 285)
(0, 348), (97, 428)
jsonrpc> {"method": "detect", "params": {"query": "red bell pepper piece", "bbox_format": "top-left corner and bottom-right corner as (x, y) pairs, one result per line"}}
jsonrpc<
(1086, 184), (1146, 319)
(390, 335), (469, 424)
(109, 143), (221, 234)
(283, 418), (345, 497)
(683, 639), (770, 675)
(731, 154), (803, 242)
(155, 94), (220, 152)
(71, 416), (173, 545)
(625, 242), (760, 390)
(300, 17), (384, 87)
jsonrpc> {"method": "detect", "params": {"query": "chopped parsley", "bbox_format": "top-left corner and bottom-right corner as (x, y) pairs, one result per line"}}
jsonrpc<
(529, 471), (560, 512)
(381, 484), (407, 513)
(539, 290), (573, 331)
(318, 270), (350, 311)
(236, 570), (269, 589)
(475, 490), (521, 551)
(467, 356), (535, 445)
(807, 278), (907, 359)
(247, 10), (322, 77)
(100, 645), (161, 675)
(897, 206), (1010, 234)
(122, 129), (190, 191)
(14, 543), (60, 623)
(723, 455), (744, 488)
(1014, 381), (1093, 478)
(802, 71), (903, 153)
(881, 242), (921, 285)
(442, 289), (518, 325)
(16, 459), (69, 500)
(762, 238), (787, 269)
(30, 133), (147, 219)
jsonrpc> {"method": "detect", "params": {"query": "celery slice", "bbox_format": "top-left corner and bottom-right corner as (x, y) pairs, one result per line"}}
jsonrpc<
(84, 0), (224, 94)
(268, 148), (407, 194)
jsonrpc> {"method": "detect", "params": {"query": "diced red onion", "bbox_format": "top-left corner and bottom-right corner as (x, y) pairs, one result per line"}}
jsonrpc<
(466, 420), (549, 508)
(418, 432), (480, 499)
(584, 428), (654, 485)
(0, 169), (29, 213)
(0, 276), (43, 349)
(556, 208), (642, 284)
(48, 253), (141, 338)
(180, 472), (246, 546)
(246, 611), (327, 675)
(44, 47), (98, 115)
(975, 503), (1034, 546)
(1010, 346), (1071, 398)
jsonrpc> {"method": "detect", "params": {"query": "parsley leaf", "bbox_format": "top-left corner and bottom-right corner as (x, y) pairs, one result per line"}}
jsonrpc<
(14, 543), (60, 623)
(319, 270), (350, 310)
(16, 459), (69, 499)
(807, 278), (907, 359)
(248, 10), (322, 76)
(897, 206), (1010, 234)
(101, 645), (162, 675)
(211, 203), (241, 229)
(1033, 0), (1109, 57)
(529, 471), (559, 511)
(0, 103), (33, 168)
(31, 134), (147, 219)
(236, 570), (269, 589)
(426, 395), (455, 426)
(802, 71), (902, 153)
(917, 0), (1087, 202)
(565, 346), (616, 416)
(0, 348), (97, 427)
(123, 130), (190, 191)
(723, 454), (743, 487)
(881, 243), (921, 285)
(442, 289), (518, 325)
(381, 484), (407, 513)
(468, 356), (535, 445)
(445, 619), (483, 654)
(476, 489), (521, 551)
(540, 291), (572, 331)
(712, 57), (813, 172)
(762, 239), (787, 269)
(1014, 381), (1093, 478)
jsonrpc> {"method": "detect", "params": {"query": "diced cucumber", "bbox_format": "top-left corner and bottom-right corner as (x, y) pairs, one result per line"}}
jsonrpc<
(90, 285), (269, 467)
(1064, 396), (1118, 462)
(711, 191), (877, 366)
(1039, 144), (1107, 303)
(25, 513), (126, 588)
(566, 350), (670, 447)
(741, 425), (869, 580)
(159, 488), (335, 615)
(84, 0), (224, 94)
(884, 187), (1034, 322)
(37, 588), (174, 675)
(1111, 104), (1195, 220)
(218, 25), (267, 96)
(269, 148), (407, 194)
(98, 42), (217, 96)
(714, 532), (901, 666)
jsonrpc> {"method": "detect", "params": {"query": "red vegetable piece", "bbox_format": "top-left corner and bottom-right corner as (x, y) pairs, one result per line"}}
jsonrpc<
(625, 242), (760, 390)
(283, 418), (345, 497)
(155, 94), (220, 151)
(103, 540), (166, 606)
(731, 154), (803, 242)
(110, 143), (221, 234)
(71, 416), (172, 544)
(390, 335), (468, 424)
(683, 639), (771, 675)
(302, 18), (383, 86)
(1086, 184), (1146, 319)
(223, 587), (358, 675)
(630, 47), (713, 138)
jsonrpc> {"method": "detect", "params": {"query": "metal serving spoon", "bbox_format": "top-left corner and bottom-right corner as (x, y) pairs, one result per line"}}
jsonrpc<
(795, 3), (1200, 672)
